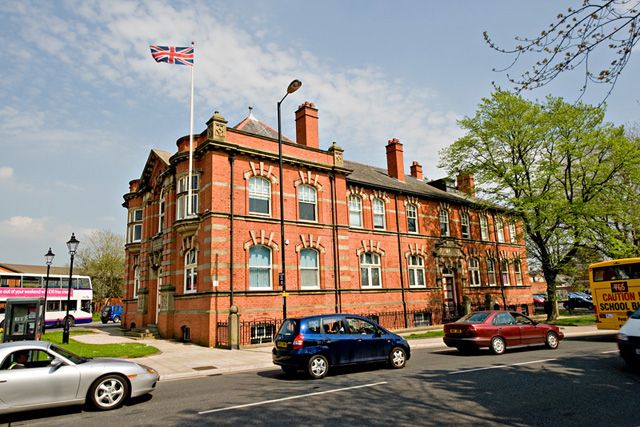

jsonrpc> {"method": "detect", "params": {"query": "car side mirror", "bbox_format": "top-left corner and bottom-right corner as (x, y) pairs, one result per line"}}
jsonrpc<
(50, 358), (64, 370)
(627, 311), (634, 317)
(532, 321), (538, 326)
(375, 329), (383, 337)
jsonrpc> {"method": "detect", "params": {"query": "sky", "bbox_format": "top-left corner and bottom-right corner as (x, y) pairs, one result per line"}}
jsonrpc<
(1, 0), (639, 266)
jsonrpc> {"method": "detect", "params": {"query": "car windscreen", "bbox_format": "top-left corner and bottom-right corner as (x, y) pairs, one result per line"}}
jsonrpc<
(277, 319), (299, 337)
(631, 307), (640, 320)
(51, 344), (88, 364)
(458, 312), (490, 324)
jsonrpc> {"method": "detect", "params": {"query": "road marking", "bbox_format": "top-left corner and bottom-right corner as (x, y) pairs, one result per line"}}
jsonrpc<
(198, 381), (388, 414)
(449, 358), (558, 375)
(601, 350), (618, 354)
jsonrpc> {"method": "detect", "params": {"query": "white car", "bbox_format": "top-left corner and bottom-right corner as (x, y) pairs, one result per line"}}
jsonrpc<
(618, 307), (640, 369)
(0, 340), (159, 415)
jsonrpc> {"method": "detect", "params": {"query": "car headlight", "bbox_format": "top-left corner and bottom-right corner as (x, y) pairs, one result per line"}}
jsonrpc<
(618, 333), (629, 342)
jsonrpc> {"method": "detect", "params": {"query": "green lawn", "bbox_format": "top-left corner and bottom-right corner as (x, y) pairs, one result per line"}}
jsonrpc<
(548, 314), (596, 326)
(41, 330), (160, 358)
(403, 330), (444, 339)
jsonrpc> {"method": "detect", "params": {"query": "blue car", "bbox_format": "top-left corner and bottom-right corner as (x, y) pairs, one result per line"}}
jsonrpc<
(272, 314), (410, 379)
(100, 305), (123, 324)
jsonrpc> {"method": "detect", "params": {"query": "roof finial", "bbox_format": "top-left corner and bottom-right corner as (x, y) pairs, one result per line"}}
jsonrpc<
(248, 106), (254, 118)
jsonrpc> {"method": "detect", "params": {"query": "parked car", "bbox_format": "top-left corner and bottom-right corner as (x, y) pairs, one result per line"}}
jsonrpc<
(563, 293), (594, 311)
(0, 340), (159, 415)
(100, 304), (123, 324)
(443, 310), (564, 355)
(617, 306), (640, 370)
(272, 314), (410, 379)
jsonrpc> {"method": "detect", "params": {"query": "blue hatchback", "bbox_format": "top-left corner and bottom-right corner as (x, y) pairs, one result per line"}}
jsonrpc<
(272, 314), (410, 379)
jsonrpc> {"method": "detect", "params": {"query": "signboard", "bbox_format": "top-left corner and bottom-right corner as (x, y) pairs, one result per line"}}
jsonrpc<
(0, 288), (72, 298)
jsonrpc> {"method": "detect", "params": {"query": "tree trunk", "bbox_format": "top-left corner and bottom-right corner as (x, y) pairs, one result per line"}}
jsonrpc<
(542, 266), (560, 321)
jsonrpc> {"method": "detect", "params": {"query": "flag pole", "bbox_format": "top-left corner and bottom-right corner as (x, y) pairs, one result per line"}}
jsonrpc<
(187, 41), (195, 217)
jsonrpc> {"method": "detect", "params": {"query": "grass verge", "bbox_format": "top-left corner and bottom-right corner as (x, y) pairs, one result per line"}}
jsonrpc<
(548, 315), (596, 327)
(403, 330), (444, 339)
(42, 330), (160, 358)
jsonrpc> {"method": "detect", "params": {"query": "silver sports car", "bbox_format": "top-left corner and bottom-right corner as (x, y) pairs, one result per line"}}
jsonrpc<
(0, 340), (159, 415)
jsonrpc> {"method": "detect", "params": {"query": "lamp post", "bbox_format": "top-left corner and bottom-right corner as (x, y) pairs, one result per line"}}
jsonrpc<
(277, 79), (302, 321)
(62, 233), (79, 344)
(42, 248), (55, 335)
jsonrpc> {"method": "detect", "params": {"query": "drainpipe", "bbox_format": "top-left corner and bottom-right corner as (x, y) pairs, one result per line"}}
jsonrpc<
(330, 173), (341, 313)
(394, 194), (408, 327)
(228, 155), (235, 307)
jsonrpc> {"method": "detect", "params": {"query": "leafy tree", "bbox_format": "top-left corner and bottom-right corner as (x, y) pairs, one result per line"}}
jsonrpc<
(75, 230), (125, 303)
(484, 1), (640, 99)
(439, 91), (640, 319)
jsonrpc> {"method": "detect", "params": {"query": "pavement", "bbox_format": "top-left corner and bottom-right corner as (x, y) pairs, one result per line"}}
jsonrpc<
(72, 323), (618, 381)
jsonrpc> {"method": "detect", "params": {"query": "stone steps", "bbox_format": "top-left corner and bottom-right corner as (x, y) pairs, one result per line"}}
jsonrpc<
(124, 324), (161, 340)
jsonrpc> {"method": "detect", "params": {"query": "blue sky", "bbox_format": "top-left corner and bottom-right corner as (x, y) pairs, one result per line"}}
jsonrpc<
(1, 0), (638, 265)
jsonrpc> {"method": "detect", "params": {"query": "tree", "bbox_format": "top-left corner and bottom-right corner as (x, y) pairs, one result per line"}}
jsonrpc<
(484, 1), (640, 99)
(75, 230), (125, 303)
(439, 91), (640, 320)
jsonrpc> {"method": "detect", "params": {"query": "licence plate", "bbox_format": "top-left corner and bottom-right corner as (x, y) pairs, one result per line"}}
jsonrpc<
(277, 341), (288, 348)
(450, 328), (462, 334)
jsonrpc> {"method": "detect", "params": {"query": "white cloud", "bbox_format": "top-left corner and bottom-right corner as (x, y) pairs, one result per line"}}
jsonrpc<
(0, 167), (13, 180)
(1, 216), (47, 234)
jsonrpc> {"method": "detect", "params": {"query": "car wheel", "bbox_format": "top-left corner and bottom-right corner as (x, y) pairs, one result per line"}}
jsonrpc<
(389, 347), (407, 369)
(281, 366), (297, 376)
(88, 374), (129, 410)
(545, 331), (559, 349)
(113, 316), (121, 323)
(307, 355), (329, 379)
(490, 337), (506, 355)
(65, 316), (76, 327)
(101, 319), (108, 324)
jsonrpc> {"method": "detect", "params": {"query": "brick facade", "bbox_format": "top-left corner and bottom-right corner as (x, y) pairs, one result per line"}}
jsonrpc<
(123, 102), (541, 347)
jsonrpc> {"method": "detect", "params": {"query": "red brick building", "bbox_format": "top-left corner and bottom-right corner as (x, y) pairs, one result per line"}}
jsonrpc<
(123, 101), (538, 347)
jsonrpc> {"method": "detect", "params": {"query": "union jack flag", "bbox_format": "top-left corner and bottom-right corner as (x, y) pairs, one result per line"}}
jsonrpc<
(150, 45), (194, 66)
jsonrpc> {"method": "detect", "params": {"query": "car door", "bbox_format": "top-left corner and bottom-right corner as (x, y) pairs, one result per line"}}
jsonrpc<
(512, 313), (543, 345)
(320, 317), (352, 366)
(345, 317), (387, 362)
(492, 312), (521, 347)
(0, 349), (81, 409)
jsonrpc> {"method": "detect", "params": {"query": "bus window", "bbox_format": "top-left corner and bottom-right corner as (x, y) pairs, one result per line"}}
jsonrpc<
(81, 300), (91, 312)
(46, 301), (60, 311)
(78, 278), (91, 289)
(44, 277), (61, 288)
(61, 300), (77, 311)
(22, 276), (40, 288)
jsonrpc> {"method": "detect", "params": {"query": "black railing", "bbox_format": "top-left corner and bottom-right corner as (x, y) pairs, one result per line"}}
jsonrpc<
(239, 318), (283, 346)
(216, 321), (230, 348)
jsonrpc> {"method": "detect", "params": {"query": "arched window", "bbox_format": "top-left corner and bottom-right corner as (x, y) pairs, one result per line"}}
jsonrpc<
(501, 260), (510, 286)
(406, 204), (418, 233)
(349, 195), (363, 227)
(439, 209), (450, 236)
(184, 249), (197, 292)
(133, 265), (140, 298)
(300, 249), (319, 289)
(128, 208), (143, 243)
(496, 217), (505, 242)
(486, 259), (497, 286)
(249, 176), (271, 215)
(298, 184), (317, 222)
(176, 174), (199, 219)
(408, 255), (425, 288)
(514, 260), (523, 285)
(372, 198), (385, 230)
(360, 252), (381, 288)
(469, 258), (481, 286)
(509, 222), (517, 243)
(461, 212), (470, 239)
(249, 246), (272, 289)
(480, 215), (489, 240)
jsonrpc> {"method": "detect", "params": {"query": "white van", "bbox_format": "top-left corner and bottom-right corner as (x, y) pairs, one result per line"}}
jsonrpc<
(618, 307), (640, 369)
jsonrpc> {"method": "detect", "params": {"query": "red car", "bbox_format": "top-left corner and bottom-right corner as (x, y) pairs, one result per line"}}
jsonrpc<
(443, 310), (564, 355)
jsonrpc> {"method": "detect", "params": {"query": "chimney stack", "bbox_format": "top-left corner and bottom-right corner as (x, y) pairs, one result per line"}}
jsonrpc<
(295, 102), (319, 149)
(456, 173), (475, 196)
(410, 161), (423, 181)
(386, 138), (405, 182)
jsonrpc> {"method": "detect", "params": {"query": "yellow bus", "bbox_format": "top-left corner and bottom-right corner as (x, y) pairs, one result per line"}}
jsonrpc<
(589, 258), (640, 330)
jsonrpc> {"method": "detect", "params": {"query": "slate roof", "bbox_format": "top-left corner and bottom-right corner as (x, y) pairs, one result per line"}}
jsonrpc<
(343, 160), (478, 205)
(233, 113), (294, 143)
(0, 263), (70, 276)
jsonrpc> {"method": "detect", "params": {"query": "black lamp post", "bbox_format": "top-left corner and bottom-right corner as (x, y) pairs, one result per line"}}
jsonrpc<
(62, 233), (79, 344)
(42, 247), (55, 335)
(277, 79), (302, 321)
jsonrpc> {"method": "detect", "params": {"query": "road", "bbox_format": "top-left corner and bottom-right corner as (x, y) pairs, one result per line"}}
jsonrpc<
(3, 334), (639, 426)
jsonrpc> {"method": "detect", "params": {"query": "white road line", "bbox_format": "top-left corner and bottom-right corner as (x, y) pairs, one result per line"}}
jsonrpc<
(449, 358), (558, 375)
(601, 350), (618, 354)
(197, 381), (388, 415)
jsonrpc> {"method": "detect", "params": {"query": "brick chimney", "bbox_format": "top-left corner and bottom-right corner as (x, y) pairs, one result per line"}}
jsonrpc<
(386, 138), (405, 182)
(295, 102), (319, 149)
(410, 161), (423, 181)
(456, 173), (475, 196)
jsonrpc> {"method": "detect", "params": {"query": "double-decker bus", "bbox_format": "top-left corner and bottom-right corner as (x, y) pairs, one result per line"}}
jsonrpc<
(589, 258), (640, 330)
(0, 269), (93, 328)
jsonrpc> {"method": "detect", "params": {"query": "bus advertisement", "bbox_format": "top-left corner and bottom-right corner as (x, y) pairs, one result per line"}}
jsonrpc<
(589, 258), (640, 330)
(0, 272), (93, 328)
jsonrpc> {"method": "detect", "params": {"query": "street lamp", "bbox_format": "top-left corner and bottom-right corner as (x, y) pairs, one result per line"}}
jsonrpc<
(42, 247), (55, 335)
(277, 79), (302, 321)
(62, 233), (79, 344)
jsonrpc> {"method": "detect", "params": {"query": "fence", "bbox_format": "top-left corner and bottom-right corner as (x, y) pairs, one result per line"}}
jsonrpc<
(216, 321), (230, 348)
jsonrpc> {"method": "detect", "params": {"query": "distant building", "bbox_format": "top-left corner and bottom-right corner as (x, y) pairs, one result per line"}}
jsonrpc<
(123, 101), (534, 347)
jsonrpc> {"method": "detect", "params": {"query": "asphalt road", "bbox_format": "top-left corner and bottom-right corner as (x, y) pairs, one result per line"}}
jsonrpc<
(3, 334), (639, 427)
